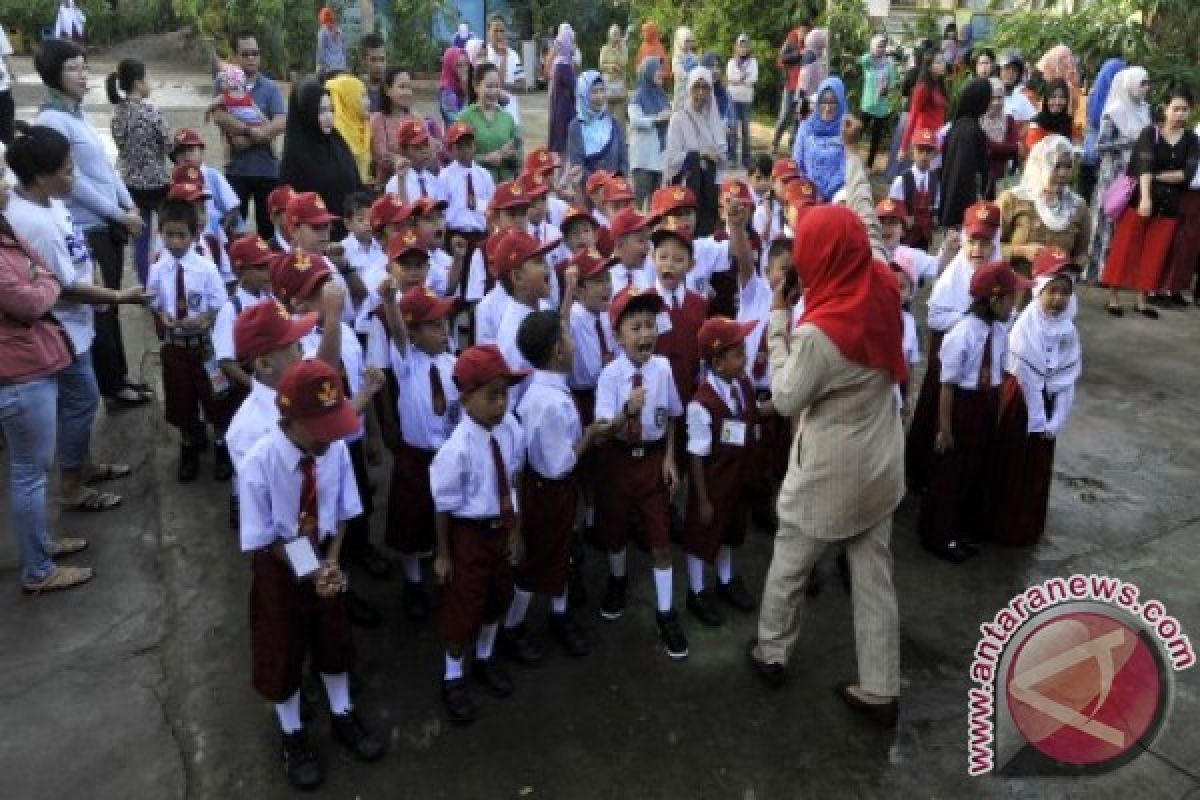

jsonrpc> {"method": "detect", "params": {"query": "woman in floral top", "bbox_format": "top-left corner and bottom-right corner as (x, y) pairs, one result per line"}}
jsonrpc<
(107, 58), (169, 284)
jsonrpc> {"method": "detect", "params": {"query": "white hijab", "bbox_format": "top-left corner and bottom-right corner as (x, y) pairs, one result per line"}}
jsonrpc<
(1007, 275), (1081, 392)
(1013, 135), (1082, 232)
(926, 236), (1001, 331)
(1102, 66), (1152, 140)
(677, 66), (726, 151)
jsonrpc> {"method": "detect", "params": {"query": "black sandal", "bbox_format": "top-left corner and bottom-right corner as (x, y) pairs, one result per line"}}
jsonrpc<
(1135, 306), (1160, 320)
(1105, 304), (1124, 317)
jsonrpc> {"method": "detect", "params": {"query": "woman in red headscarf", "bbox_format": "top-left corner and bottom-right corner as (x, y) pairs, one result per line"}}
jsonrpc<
(749, 206), (905, 729)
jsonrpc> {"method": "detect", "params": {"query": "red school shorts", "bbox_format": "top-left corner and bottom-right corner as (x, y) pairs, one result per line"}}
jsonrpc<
(436, 517), (515, 647)
(593, 439), (671, 553)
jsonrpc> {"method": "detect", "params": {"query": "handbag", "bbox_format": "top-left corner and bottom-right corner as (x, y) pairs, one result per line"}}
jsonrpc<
(1102, 126), (1157, 221)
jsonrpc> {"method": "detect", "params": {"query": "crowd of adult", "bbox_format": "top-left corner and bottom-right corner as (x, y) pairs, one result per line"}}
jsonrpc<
(0, 10), (1196, 760)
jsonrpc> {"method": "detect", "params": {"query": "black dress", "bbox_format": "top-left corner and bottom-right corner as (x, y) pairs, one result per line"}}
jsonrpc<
(938, 78), (992, 228)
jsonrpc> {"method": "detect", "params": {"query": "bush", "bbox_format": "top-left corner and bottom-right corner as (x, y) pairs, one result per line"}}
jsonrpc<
(6, 0), (171, 49)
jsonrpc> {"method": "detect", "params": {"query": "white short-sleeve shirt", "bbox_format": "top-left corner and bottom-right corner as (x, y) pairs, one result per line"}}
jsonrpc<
(594, 353), (683, 442)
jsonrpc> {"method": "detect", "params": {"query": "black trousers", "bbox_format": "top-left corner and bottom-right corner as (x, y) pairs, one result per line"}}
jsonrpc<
(863, 112), (891, 172)
(86, 227), (131, 397)
(0, 90), (14, 145)
(227, 174), (279, 241)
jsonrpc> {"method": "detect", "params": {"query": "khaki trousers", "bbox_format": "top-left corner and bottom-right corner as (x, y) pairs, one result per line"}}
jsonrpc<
(756, 516), (900, 697)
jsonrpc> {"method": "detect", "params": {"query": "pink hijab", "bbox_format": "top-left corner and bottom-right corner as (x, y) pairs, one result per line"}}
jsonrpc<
(440, 46), (466, 95)
(1037, 45), (1080, 97)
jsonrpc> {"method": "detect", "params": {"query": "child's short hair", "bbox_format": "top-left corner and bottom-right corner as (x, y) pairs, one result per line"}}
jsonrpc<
(344, 190), (376, 219)
(749, 153), (773, 177)
(516, 309), (563, 370)
(767, 237), (793, 263)
(561, 216), (595, 238)
(158, 198), (199, 234)
(395, 250), (429, 269)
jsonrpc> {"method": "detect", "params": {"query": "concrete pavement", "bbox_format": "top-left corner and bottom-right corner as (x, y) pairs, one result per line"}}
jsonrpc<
(1, 46), (1199, 800)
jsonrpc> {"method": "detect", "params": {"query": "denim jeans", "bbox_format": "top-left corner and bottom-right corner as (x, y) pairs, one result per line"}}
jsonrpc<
(885, 111), (909, 182)
(772, 91), (798, 153)
(733, 102), (753, 168)
(0, 377), (58, 584)
(57, 348), (99, 471)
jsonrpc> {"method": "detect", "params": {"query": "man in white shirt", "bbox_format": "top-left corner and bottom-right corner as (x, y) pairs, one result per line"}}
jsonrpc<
(485, 14), (525, 127)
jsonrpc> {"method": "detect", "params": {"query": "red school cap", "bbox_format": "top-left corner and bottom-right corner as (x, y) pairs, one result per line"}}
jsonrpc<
(452, 344), (530, 394)
(609, 285), (665, 327)
(370, 194), (411, 230)
(523, 147), (561, 175)
(569, 248), (615, 282)
(586, 170), (614, 196)
(490, 180), (531, 211)
(608, 207), (656, 240)
(875, 197), (908, 222)
(387, 229), (429, 262)
(275, 359), (361, 444)
(602, 176), (636, 204)
(650, 186), (698, 217)
(488, 229), (560, 280)
(697, 316), (757, 360)
(911, 127), (938, 149)
(969, 260), (1035, 299)
(445, 121), (475, 145)
(228, 234), (275, 272)
(770, 158), (801, 181)
(286, 192), (339, 229)
(169, 128), (205, 157)
(649, 215), (694, 254)
(270, 248), (333, 305)
(720, 178), (754, 209)
(1032, 246), (1082, 278)
(517, 170), (552, 199)
(267, 184), (296, 216)
(233, 298), (318, 361)
(399, 286), (456, 324)
(962, 201), (1002, 238)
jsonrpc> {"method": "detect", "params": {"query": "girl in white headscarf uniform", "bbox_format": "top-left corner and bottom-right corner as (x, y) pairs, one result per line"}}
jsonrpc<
(987, 249), (1082, 546)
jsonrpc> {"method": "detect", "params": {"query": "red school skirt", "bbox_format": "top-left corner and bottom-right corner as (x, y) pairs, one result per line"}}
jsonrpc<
(986, 375), (1057, 547)
(917, 385), (998, 547)
(905, 330), (944, 494)
(1160, 190), (1200, 293)
(1100, 209), (1178, 293)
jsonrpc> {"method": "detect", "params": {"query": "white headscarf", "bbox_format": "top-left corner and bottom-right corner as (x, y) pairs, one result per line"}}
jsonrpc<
(1102, 66), (1152, 140)
(1013, 134), (1082, 232)
(664, 66), (727, 183)
(1006, 275), (1081, 393)
(926, 236), (1002, 332)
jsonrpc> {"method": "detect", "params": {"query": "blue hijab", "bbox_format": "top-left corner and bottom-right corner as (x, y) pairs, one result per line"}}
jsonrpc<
(1087, 58), (1126, 130)
(632, 57), (670, 115)
(795, 76), (847, 201)
(576, 70), (614, 156)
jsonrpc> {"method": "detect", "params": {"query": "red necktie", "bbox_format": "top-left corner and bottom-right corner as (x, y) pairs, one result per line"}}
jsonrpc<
(490, 434), (516, 528)
(753, 328), (768, 380)
(430, 362), (446, 415)
(174, 261), (188, 319)
(466, 172), (476, 211)
(419, 173), (429, 198)
(980, 330), (993, 388)
(628, 372), (643, 444)
(298, 455), (319, 547)
(731, 381), (743, 417)
(595, 315), (611, 364)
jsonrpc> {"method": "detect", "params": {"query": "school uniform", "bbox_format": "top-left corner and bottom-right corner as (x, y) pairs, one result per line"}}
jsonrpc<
(546, 194), (570, 229)
(593, 353), (683, 552)
(227, 379), (278, 472)
(343, 234), (388, 326)
(895, 306), (921, 410)
(211, 287), (269, 427)
(643, 237), (733, 301)
(514, 371), (582, 597)
(653, 281), (709, 405)
(442, 161), (493, 302)
(473, 284), (511, 345)
(239, 425), (361, 702)
(738, 274), (789, 500)
(889, 166), (940, 250)
(684, 372), (757, 563)
(890, 244), (941, 287)
(528, 220), (567, 307)
(906, 252), (979, 493)
(429, 412), (525, 646)
(201, 163), (242, 239)
(191, 228), (234, 286)
(270, 231), (291, 254)
(608, 260), (649, 297)
(987, 298), (1080, 546)
(567, 302), (616, 425)
(494, 300), (538, 406)
(146, 248), (229, 432)
(918, 313), (1006, 549)
(386, 167), (446, 204)
(752, 198), (791, 270)
(383, 340), (459, 557)
(426, 248), (454, 297)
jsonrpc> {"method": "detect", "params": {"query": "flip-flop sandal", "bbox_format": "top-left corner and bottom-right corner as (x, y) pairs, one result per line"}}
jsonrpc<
(1136, 306), (1160, 320)
(1105, 304), (1124, 317)
(51, 538), (89, 557)
(62, 488), (123, 512)
(85, 463), (132, 483)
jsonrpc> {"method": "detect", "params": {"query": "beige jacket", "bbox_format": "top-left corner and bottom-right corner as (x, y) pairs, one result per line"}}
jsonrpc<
(768, 317), (905, 541)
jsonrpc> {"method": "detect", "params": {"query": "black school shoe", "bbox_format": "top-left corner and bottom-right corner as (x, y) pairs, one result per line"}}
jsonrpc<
(330, 710), (385, 761)
(281, 729), (323, 791)
(344, 589), (383, 628)
(498, 623), (545, 665)
(213, 441), (233, 481)
(472, 656), (514, 697)
(656, 610), (689, 660)
(599, 576), (628, 621)
(354, 543), (393, 580)
(716, 576), (756, 612)
(746, 639), (786, 689)
(177, 444), (200, 483)
(441, 677), (477, 724)
(548, 611), (589, 657)
(686, 589), (724, 627)
(835, 682), (899, 729)
(402, 579), (430, 621)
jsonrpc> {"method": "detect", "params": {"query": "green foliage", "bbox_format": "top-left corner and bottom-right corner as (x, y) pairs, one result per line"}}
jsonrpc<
(988, 0), (1200, 109)
(823, 0), (872, 110)
(385, 0), (453, 71)
(5, 0), (170, 49)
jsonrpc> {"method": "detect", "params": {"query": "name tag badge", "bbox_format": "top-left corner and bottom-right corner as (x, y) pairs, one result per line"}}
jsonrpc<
(284, 537), (321, 580)
(204, 357), (231, 394)
(655, 407), (667, 428)
(656, 312), (673, 335)
(721, 419), (748, 447)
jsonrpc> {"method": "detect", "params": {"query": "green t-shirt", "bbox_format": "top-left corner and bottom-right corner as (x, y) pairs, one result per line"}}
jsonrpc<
(457, 103), (522, 183)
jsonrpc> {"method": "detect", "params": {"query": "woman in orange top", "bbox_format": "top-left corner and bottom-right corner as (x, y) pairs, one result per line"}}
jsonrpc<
(636, 22), (670, 84)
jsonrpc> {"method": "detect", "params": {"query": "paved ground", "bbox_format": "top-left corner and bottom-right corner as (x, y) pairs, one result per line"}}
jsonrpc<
(2, 44), (1199, 800)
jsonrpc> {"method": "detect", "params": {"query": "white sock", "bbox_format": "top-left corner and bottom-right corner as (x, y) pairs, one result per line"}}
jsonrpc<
(274, 690), (302, 733)
(608, 548), (627, 578)
(475, 622), (499, 659)
(686, 554), (706, 593)
(505, 588), (532, 629)
(716, 546), (734, 584)
(550, 591), (568, 614)
(401, 554), (422, 584)
(653, 566), (674, 612)
(320, 672), (352, 715)
(444, 653), (464, 680)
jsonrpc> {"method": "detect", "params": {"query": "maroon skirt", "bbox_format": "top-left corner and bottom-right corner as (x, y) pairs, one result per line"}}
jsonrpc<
(1160, 190), (1200, 293)
(917, 385), (998, 547)
(986, 375), (1057, 547)
(905, 330), (944, 493)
